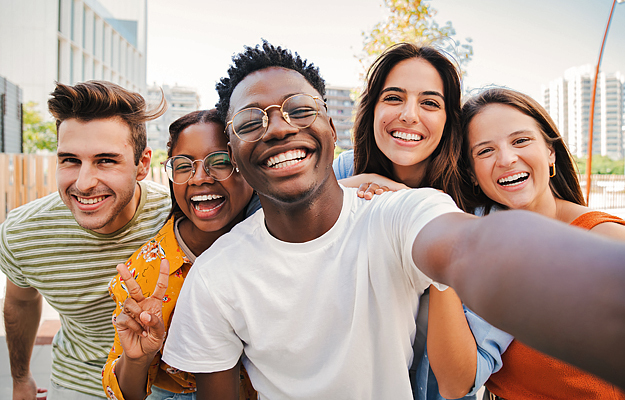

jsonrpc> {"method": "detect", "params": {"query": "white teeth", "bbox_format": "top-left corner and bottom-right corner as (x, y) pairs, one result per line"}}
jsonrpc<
(266, 149), (307, 168)
(498, 172), (529, 185)
(191, 194), (223, 202)
(77, 196), (105, 205)
(391, 131), (423, 141)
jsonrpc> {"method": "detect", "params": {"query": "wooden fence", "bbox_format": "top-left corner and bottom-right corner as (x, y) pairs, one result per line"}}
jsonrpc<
(2, 153), (625, 223)
(0, 153), (168, 223)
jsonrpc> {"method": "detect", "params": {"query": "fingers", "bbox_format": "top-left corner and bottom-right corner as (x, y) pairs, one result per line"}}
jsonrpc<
(151, 259), (170, 301)
(121, 298), (144, 324)
(116, 309), (148, 337)
(117, 263), (146, 303)
(358, 182), (383, 200)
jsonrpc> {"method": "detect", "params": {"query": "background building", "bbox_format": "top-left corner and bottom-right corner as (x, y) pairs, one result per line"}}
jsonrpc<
(0, 76), (23, 153)
(543, 65), (625, 159)
(146, 84), (200, 151)
(0, 0), (147, 118)
(326, 86), (356, 149)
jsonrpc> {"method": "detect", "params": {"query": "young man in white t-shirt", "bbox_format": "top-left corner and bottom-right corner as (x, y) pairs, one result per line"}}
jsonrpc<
(144, 43), (623, 396)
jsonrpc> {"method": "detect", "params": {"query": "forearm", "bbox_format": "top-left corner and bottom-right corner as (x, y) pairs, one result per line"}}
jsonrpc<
(427, 286), (477, 399)
(115, 351), (156, 400)
(414, 210), (625, 389)
(3, 288), (42, 382)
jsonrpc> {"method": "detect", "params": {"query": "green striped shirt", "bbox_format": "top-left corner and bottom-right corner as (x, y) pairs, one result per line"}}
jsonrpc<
(0, 180), (171, 397)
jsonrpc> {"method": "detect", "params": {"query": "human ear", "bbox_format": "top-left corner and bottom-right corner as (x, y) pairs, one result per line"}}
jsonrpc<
(136, 147), (152, 181)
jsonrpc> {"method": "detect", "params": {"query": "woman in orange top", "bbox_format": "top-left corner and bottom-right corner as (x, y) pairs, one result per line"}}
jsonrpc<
(460, 87), (625, 400)
(102, 109), (257, 400)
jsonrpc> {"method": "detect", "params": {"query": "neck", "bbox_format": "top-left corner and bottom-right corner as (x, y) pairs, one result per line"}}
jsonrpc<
(392, 160), (429, 188)
(260, 175), (344, 243)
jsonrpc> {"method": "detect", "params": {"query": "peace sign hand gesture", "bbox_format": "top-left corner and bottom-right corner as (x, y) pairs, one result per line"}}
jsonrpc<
(115, 259), (170, 361)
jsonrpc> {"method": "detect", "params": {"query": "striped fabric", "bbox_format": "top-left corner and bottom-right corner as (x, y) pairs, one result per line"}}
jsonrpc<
(0, 180), (171, 397)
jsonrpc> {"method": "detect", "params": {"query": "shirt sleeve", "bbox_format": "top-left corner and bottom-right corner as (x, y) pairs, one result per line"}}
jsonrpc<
(332, 150), (355, 180)
(385, 188), (462, 290)
(102, 274), (129, 400)
(0, 222), (30, 288)
(162, 263), (243, 373)
(465, 306), (514, 396)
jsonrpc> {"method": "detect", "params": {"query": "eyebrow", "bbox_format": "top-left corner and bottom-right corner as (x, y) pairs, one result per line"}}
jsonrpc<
(235, 92), (304, 113)
(380, 87), (445, 100)
(57, 152), (123, 159)
(471, 130), (533, 152)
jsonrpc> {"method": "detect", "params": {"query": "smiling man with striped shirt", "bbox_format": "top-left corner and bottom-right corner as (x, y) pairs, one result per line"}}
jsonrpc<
(0, 81), (170, 400)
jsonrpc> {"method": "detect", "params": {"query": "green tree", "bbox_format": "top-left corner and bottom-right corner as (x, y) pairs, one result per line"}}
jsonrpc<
(360, 0), (473, 74)
(151, 148), (168, 169)
(574, 155), (625, 175)
(23, 102), (57, 153)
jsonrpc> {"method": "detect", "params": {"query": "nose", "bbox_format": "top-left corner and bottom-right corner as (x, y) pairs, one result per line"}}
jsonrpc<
(187, 160), (216, 185)
(262, 107), (299, 142)
(496, 147), (518, 167)
(75, 164), (99, 192)
(399, 98), (420, 124)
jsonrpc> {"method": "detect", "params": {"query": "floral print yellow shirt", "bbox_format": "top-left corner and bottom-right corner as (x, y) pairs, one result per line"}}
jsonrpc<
(102, 217), (256, 400)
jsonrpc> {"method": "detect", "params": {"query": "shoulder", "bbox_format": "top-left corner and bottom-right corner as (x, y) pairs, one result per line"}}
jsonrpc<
(333, 150), (355, 179)
(142, 180), (171, 204)
(192, 211), (265, 275)
(1, 193), (71, 239)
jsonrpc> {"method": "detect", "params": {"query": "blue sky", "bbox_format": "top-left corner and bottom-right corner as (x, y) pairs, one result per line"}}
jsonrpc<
(146, 0), (625, 107)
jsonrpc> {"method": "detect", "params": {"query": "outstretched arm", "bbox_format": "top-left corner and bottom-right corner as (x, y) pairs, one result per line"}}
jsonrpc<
(427, 286), (477, 399)
(3, 279), (46, 400)
(412, 210), (625, 389)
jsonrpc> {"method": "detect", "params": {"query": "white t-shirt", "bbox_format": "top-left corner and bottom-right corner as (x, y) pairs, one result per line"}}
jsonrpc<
(163, 186), (461, 400)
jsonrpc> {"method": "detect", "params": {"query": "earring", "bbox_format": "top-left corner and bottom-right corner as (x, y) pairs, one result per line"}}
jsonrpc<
(235, 167), (240, 173)
(472, 183), (481, 196)
(549, 163), (556, 178)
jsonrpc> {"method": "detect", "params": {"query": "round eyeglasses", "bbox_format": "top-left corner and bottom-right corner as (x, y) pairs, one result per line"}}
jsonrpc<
(225, 93), (326, 143)
(163, 151), (234, 185)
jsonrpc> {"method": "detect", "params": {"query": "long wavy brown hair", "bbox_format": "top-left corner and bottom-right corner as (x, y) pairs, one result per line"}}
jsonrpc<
(352, 43), (465, 209)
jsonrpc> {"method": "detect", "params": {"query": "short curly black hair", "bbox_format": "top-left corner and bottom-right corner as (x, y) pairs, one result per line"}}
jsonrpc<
(216, 40), (326, 122)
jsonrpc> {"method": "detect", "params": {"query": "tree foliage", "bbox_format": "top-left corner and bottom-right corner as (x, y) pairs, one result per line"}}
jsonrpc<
(151, 148), (168, 169)
(360, 0), (473, 74)
(574, 155), (625, 175)
(23, 102), (57, 153)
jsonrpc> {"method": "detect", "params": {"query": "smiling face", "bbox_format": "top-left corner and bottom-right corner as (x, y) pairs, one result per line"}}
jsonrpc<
(171, 122), (253, 235)
(56, 117), (149, 234)
(373, 57), (447, 185)
(468, 103), (556, 212)
(227, 67), (337, 205)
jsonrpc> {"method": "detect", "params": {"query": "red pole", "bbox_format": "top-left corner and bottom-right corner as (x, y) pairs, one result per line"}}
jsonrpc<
(585, 0), (618, 204)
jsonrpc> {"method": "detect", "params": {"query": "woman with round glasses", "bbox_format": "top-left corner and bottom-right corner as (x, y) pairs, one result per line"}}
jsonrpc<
(102, 109), (258, 400)
(333, 43), (511, 400)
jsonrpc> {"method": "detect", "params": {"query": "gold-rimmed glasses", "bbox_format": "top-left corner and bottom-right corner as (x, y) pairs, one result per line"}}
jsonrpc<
(163, 151), (234, 184)
(225, 93), (327, 143)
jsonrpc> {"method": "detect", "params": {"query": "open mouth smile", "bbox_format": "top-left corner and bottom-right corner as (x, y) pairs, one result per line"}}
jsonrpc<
(391, 130), (423, 142)
(497, 172), (529, 187)
(265, 149), (308, 169)
(191, 194), (225, 212)
(75, 195), (108, 205)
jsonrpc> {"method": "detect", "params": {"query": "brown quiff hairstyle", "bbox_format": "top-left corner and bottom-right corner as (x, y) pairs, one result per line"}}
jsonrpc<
(352, 43), (465, 209)
(459, 87), (586, 214)
(48, 80), (166, 165)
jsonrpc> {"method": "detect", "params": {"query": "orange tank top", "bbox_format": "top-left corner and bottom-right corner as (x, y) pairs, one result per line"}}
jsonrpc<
(485, 211), (625, 400)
